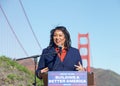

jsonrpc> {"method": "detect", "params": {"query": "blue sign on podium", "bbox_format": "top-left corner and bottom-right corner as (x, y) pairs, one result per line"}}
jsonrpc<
(48, 71), (87, 86)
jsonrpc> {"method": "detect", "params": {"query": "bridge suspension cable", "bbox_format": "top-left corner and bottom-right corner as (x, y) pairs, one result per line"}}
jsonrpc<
(0, 3), (29, 56)
(18, 0), (42, 50)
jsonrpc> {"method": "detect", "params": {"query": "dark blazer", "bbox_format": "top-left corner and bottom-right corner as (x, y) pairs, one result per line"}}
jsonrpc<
(36, 46), (82, 76)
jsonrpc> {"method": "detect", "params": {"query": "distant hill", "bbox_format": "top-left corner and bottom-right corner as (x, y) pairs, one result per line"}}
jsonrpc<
(92, 68), (120, 86)
(0, 56), (120, 86)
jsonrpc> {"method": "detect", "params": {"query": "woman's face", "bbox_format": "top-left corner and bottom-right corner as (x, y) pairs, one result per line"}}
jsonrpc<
(53, 30), (66, 48)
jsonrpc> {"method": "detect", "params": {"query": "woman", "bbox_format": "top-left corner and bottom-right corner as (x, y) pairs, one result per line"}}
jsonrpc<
(36, 26), (84, 79)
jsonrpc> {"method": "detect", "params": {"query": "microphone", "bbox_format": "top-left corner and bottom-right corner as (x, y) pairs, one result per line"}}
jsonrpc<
(16, 46), (62, 61)
(16, 52), (57, 61)
(58, 45), (62, 55)
(15, 55), (40, 61)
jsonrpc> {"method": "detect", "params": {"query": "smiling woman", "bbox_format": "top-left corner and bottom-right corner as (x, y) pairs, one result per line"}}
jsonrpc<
(36, 26), (84, 80)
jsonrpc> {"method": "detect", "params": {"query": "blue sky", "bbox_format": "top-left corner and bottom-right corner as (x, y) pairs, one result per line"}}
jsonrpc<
(0, 0), (120, 74)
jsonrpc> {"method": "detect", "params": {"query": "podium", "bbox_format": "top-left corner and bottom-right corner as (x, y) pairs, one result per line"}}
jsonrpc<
(41, 71), (95, 86)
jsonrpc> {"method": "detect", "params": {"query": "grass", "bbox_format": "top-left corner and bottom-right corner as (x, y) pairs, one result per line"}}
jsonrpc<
(0, 56), (44, 86)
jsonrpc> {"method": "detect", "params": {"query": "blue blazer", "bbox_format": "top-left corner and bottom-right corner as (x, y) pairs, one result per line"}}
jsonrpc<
(36, 46), (83, 75)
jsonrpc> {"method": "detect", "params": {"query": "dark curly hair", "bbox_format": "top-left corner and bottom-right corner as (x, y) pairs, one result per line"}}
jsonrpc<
(49, 26), (71, 49)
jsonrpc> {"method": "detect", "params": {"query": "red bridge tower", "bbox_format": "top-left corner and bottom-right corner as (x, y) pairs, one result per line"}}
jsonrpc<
(78, 33), (91, 72)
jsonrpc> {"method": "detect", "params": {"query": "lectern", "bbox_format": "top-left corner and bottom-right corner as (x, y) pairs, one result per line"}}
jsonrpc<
(43, 71), (95, 86)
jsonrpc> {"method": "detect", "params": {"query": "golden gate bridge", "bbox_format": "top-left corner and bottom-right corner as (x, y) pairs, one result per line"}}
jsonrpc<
(0, 1), (95, 86)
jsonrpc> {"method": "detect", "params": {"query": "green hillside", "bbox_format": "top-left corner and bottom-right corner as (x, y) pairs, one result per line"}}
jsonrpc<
(0, 56), (43, 86)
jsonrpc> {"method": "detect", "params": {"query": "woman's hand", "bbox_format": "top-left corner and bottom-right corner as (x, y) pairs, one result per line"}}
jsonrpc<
(38, 67), (49, 79)
(41, 67), (49, 73)
(74, 61), (84, 71)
